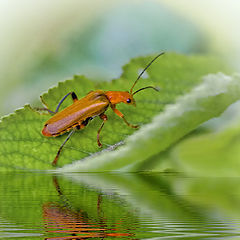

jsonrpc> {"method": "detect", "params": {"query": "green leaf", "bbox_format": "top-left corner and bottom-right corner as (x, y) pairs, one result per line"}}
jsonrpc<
(62, 73), (240, 172)
(170, 111), (240, 177)
(0, 53), (236, 171)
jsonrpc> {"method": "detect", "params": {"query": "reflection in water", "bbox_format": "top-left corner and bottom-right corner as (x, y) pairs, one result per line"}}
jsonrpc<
(1, 173), (240, 239)
(43, 177), (135, 239)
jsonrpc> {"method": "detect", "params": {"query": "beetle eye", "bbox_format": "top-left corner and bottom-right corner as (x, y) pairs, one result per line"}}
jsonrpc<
(126, 98), (131, 103)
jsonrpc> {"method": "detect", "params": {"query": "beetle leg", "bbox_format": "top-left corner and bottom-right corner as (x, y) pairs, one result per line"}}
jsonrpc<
(76, 117), (93, 131)
(111, 105), (138, 128)
(54, 91), (78, 113)
(35, 107), (56, 114)
(97, 114), (108, 147)
(52, 129), (75, 166)
(35, 96), (55, 113)
(39, 92), (78, 114)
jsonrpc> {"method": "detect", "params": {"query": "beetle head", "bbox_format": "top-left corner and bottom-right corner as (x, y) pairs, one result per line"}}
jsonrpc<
(123, 91), (136, 106)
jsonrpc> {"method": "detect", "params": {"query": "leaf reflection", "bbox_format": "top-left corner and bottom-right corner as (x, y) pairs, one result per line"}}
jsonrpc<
(43, 176), (136, 239)
(1, 173), (240, 239)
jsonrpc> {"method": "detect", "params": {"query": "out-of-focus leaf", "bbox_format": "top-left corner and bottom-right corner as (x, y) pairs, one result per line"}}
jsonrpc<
(171, 111), (240, 177)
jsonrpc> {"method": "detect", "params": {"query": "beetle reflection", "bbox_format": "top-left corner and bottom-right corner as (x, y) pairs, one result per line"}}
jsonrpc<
(43, 176), (136, 239)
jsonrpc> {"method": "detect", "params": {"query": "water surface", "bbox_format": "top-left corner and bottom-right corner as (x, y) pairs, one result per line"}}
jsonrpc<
(1, 172), (240, 239)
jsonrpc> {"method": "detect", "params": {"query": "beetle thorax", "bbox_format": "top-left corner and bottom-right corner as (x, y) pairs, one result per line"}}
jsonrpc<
(105, 91), (134, 105)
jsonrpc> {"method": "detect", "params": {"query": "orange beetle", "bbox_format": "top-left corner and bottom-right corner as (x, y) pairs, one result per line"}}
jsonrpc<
(41, 53), (164, 166)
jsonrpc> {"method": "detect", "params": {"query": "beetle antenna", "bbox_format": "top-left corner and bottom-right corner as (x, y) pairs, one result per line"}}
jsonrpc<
(132, 86), (160, 95)
(130, 52), (164, 94)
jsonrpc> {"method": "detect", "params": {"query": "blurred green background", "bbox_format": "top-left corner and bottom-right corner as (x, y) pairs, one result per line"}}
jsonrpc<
(1, 2), (240, 237)
(1, 0), (239, 116)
